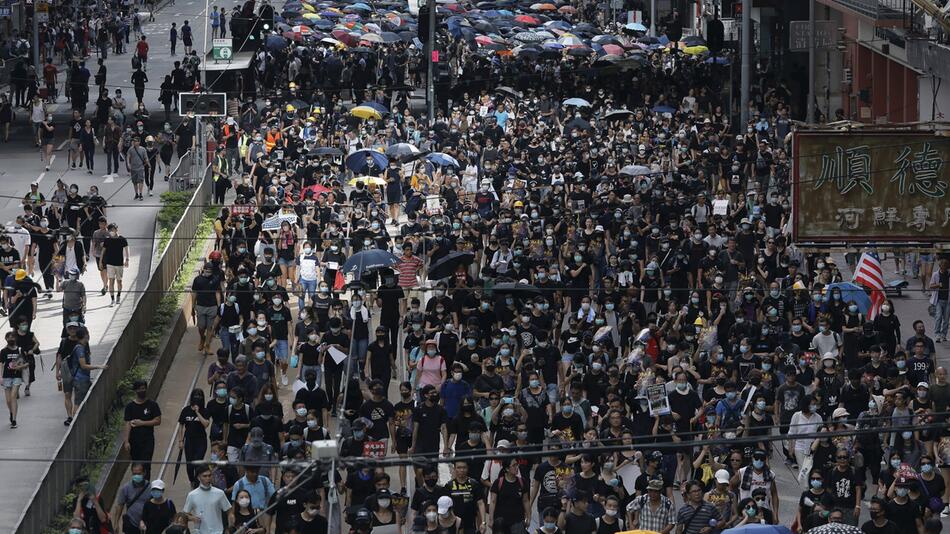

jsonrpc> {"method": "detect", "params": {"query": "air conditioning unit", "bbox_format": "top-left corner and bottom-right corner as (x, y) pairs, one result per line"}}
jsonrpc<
(842, 68), (852, 84)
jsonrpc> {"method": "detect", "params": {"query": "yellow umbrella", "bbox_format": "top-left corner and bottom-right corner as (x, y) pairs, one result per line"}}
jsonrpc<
(351, 106), (382, 120)
(349, 176), (387, 186)
(683, 45), (709, 55)
(302, 12), (320, 19)
(301, 3), (315, 11)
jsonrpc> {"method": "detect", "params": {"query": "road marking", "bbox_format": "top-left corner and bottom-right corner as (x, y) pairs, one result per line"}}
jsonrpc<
(104, 174), (115, 183)
(35, 172), (46, 184)
(48, 155), (56, 169)
(56, 139), (69, 151)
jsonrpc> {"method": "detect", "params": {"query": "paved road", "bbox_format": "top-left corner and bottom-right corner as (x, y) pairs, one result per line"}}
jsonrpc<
(0, 0), (214, 526)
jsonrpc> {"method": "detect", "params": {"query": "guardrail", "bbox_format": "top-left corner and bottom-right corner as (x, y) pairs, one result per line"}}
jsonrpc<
(12, 161), (213, 534)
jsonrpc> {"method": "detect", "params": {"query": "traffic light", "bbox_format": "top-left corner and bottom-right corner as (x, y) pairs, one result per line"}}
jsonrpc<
(707, 18), (724, 53)
(178, 93), (227, 116)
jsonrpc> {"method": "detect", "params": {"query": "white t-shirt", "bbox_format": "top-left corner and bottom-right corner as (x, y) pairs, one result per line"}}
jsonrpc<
(299, 252), (319, 281)
(182, 486), (231, 534)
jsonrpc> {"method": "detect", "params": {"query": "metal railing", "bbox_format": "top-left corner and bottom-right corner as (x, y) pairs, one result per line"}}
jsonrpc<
(831, 0), (910, 19)
(12, 163), (213, 534)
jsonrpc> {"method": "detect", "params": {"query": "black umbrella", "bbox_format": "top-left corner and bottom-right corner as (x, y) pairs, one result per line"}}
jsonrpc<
(603, 109), (634, 121)
(342, 249), (401, 275)
(428, 251), (475, 280)
(312, 147), (343, 157)
(496, 86), (522, 98)
(493, 282), (543, 299)
(565, 117), (593, 132)
(566, 46), (594, 56)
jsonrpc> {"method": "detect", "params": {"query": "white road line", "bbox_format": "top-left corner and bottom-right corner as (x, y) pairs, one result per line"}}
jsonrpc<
(35, 172), (46, 184)
(48, 155), (56, 169)
(56, 139), (69, 151)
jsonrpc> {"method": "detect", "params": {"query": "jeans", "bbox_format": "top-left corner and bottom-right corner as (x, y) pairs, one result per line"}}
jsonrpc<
(350, 337), (369, 376)
(106, 148), (119, 175)
(935, 299), (950, 338)
(219, 327), (238, 361)
(299, 278), (316, 305)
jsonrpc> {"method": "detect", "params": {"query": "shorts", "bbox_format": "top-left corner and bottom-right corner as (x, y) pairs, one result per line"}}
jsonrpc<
(94, 256), (104, 270)
(395, 435), (412, 454)
(277, 257), (295, 267)
(274, 339), (289, 362)
(106, 264), (124, 279)
(195, 305), (217, 330)
(937, 437), (950, 466)
(130, 169), (145, 184)
(73, 378), (91, 405)
(69, 138), (80, 151)
(2, 377), (22, 388)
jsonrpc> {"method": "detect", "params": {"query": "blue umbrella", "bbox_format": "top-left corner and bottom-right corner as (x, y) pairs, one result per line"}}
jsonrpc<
(624, 22), (647, 32)
(426, 152), (460, 167)
(723, 524), (793, 534)
(265, 34), (289, 51)
(342, 249), (401, 275)
(704, 56), (730, 65)
(345, 149), (389, 173)
(349, 2), (372, 11)
(652, 105), (676, 114)
(826, 282), (872, 314)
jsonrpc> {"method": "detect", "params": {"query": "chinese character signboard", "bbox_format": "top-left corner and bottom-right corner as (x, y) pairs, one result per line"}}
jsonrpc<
(792, 131), (950, 243)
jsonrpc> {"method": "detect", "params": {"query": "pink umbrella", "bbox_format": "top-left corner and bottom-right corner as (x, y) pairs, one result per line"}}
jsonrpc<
(290, 25), (313, 35)
(475, 35), (494, 46)
(602, 44), (623, 55)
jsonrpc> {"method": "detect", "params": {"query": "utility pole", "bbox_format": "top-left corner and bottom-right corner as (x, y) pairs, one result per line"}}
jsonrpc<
(650, 0), (656, 36)
(739, 0), (751, 128)
(807, 0), (816, 123)
(32, 1), (41, 72)
(426, 0), (435, 127)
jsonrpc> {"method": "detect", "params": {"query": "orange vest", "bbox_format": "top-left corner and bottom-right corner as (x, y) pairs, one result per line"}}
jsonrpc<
(264, 131), (281, 152)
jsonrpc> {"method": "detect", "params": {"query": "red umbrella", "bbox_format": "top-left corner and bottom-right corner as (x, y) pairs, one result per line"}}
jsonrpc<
(514, 14), (540, 26)
(475, 35), (494, 46)
(303, 184), (331, 197)
(444, 3), (465, 12)
(602, 44), (624, 55)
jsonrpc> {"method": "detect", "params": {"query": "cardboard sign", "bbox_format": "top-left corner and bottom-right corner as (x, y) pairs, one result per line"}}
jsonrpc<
(647, 383), (670, 416)
(363, 441), (386, 458)
(230, 204), (255, 216)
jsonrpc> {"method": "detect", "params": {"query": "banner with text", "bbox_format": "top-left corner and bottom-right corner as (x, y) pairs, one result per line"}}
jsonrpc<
(792, 131), (950, 243)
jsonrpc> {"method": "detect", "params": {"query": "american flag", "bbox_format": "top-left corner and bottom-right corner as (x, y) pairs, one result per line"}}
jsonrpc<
(853, 251), (885, 320)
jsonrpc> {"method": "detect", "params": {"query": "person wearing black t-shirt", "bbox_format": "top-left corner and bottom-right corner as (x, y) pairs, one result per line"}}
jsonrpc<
(101, 224), (129, 306)
(321, 318), (349, 413)
(366, 326), (394, 385)
(225, 386), (254, 463)
(559, 492), (596, 534)
(412, 385), (448, 455)
(177, 388), (209, 487)
(359, 380), (395, 443)
(124, 379), (162, 478)
(862, 497), (900, 534)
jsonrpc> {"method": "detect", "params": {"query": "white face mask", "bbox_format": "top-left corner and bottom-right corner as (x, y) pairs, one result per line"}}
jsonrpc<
(237, 497), (250, 507)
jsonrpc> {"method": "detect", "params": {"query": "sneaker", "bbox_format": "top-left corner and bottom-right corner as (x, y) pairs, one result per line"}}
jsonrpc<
(87, 169), (92, 175)
(71, 163), (76, 169)
(110, 297), (115, 307)
(116, 293), (121, 303)
(63, 417), (72, 426)
(24, 387), (29, 397)
(281, 375), (289, 386)
(10, 419), (16, 429)
(45, 166), (50, 171)
(148, 191), (153, 197)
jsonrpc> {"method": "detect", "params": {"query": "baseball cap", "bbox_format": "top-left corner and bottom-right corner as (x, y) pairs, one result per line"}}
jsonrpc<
(437, 495), (453, 514)
(832, 407), (850, 419)
(14, 269), (26, 281)
(150, 480), (165, 490)
(715, 469), (730, 484)
(497, 439), (512, 449)
(918, 382), (930, 389)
